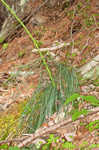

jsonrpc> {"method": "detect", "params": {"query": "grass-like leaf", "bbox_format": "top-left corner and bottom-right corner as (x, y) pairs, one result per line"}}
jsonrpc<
(20, 64), (79, 132)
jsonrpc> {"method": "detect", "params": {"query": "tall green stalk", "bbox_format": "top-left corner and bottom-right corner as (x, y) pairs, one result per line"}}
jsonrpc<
(0, 0), (55, 87)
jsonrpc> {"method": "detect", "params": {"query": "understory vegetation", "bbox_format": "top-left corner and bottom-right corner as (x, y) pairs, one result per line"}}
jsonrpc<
(0, 0), (99, 149)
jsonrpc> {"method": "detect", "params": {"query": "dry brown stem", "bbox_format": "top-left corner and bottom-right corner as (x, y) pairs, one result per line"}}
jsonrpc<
(0, 108), (99, 148)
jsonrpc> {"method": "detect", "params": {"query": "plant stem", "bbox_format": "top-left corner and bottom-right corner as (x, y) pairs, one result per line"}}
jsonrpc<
(0, 0), (55, 87)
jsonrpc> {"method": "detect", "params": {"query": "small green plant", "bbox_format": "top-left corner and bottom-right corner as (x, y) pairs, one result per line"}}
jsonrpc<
(18, 50), (25, 58)
(85, 0), (91, 3)
(34, 30), (43, 38)
(71, 108), (88, 121)
(0, 37), (5, 43)
(81, 58), (86, 64)
(0, 115), (17, 140)
(41, 134), (76, 150)
(86, 120), (99, 131)
(89, 144), (99, 149)
(94, 13), (99, 17)
(2, 43), (8, 50)
(65, 93), (99, 121)
(65, 93), (99, 106)
(36, 40), (43, 47)
(66, 10), (75, 20)
(0, 144), (8, 149)
(8, 146), (20, 150)
(41, 134), (59, 150)
(77, 2), (83, 10)
(93, 78), (99, 86)
(84, 16), (94, 27)
(20, 64), (78, 132)
(79, 141), (89, 149)
(71, 53), (77, 57)
(62, 142), (76, 150)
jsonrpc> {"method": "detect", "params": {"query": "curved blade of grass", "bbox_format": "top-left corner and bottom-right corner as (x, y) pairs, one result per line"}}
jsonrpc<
(20, 64), (79, 132)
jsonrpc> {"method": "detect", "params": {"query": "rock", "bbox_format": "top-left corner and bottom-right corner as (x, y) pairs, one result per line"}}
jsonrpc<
(31, 14), (48, 25)
(78, 55), (99, 80)
(45, 0), (57, 8)
(81, 86), (91, 93)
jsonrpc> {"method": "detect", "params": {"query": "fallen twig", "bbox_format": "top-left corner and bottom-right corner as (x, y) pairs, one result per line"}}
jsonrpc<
(0, 137), (26, 145)
(18, 109), (99, 148)
(32, 41), (70, 52)
(0, 109), (99, 147)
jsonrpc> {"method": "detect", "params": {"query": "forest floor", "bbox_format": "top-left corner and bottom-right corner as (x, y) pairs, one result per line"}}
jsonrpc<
(0, 0), (99, 149)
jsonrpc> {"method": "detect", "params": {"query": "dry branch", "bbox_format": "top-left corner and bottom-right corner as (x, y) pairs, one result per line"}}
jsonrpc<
(32, 42), (70, 52)
(18, 109), (99, 148)
(0, 108), (99, 148)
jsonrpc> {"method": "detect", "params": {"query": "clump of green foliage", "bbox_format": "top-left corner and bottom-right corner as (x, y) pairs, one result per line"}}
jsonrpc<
(0, 115), (16, 141)
(2, 43), (8, 50)
(65, 93), (99, 120)
(18, 50), (26, 58)
(20, 63), (78, 133)
(0, 100), (27, 141)
(41, 134), (76, 150)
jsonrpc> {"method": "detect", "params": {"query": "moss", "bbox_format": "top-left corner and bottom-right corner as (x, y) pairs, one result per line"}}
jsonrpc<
(0, 100), (27, 140)
(0, 115), (16, 140)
